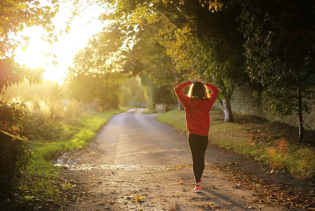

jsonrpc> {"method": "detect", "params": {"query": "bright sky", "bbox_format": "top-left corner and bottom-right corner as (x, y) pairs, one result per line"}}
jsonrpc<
(15, 1), (108, 83)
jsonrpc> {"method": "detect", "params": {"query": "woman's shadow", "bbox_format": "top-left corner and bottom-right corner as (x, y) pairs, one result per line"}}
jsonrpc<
(192, 188), (250, 211)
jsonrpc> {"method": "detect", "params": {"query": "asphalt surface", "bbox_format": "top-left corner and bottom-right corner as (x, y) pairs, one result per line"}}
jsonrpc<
(62, 108), (282, 211)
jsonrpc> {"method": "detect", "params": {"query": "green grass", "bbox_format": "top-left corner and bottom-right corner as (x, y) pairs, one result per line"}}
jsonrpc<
(156, 109), (315, 179)
(29, 112), (116, 174)
(17, 110), (121, 208)
(156, 109), (186, 130)
(119, 106), (132, 112)
(144, 109), (156, 114)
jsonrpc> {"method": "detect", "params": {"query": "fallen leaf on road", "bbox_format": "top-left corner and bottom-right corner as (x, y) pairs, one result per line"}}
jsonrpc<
(168, 202), (180, 211)
(131, 194), (146, 203)
(176, 165), (182, 170)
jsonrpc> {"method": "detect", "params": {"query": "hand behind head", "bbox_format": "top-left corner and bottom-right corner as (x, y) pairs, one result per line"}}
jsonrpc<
(198, 79), (207, 85)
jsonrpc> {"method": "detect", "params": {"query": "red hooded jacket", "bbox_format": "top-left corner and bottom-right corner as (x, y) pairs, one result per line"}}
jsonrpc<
(174, 81), (219, 136)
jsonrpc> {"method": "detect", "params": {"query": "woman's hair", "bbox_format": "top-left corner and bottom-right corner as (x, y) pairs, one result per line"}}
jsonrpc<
(188, 82), (210, 100)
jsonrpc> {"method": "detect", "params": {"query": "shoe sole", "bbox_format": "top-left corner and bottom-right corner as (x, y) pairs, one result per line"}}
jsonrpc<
(194, 190), (201, 193)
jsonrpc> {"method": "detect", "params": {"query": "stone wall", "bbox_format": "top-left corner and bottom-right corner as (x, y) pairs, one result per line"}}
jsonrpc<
(213, 85), (315, 130)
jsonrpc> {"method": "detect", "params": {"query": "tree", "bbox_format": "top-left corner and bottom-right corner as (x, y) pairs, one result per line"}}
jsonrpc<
(120, 25), (179, 109)
(121, 77), (146, 107)
(67, 23), (126, 109)
(0, 0), (60, 91)
(239, 0), (315, 141)
(0, 59), (44, 92)
(50, 83), (64, 100)
(102, 0), (249, 122)
(68, 72), (123, 109)
(138, 73), (176, 110)
(154, 1), (247, 121)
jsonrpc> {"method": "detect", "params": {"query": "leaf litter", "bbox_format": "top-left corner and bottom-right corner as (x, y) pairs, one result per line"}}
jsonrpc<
(213, 162), (315, 210)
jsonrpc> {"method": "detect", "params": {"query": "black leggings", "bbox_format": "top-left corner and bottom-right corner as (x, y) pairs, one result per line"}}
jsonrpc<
(188, 134), (208, 183)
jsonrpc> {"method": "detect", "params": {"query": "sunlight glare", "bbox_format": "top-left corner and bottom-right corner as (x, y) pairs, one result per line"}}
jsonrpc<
(15, 29), (49, 69)
(15, 1), (108, 84)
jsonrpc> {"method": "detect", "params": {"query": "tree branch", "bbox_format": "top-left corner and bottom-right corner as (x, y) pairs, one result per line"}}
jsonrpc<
(155, 8), (179, 29)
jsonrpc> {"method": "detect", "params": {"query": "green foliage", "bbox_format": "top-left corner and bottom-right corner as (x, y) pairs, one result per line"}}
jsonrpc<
(0, 131), (31, 206)
(3, 90), (100, 141)
(4, 80), (61, 101)
(29, 112), (116, 163)
(67, 23), (126, 109)
(23, 120), (72, 141)
(102, 0), (248, 121)
(140, 74), (176, 110)
(21, 98), (95, 140)
(156, 1), (247, 121)
(239, 0), (315, 113)
(118, 23), (179, 109)
(0, 0), (60, 92)
(121, 77), (146, 107)
(67, 72), (123, 109)
(0, 59), (45, 92)
(0, 0), (59, 56)
(123, 26), (177, 85)
(239, 0), (315, 140)
(123, 27), (180, 108)
(0, 98), (28, 130)
(50, 83), (64, 100)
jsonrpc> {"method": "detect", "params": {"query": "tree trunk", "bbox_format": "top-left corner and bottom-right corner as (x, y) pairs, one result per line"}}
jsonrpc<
(221, 97), (234, 122)
(297, 80), (304, 141)
(178, 100), (184, 110)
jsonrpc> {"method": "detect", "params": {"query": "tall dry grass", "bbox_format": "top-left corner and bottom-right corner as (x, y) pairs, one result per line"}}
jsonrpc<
(8, 96), (101, 140)
(11, 96), (99, 122)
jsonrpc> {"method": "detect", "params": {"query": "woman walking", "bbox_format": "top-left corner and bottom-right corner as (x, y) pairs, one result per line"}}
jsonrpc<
(174, 79), (219, 193)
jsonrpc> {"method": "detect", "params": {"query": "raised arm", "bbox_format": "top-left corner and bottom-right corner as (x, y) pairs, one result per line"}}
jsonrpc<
(199, 79), (219, 107)
(206, 83), (219, 107)
(174, 80), (192, 107)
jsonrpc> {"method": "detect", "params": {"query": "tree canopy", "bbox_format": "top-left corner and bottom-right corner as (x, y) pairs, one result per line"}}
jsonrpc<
(101, 0), (248, 121)
(0, 0), (60, 92)
(239, 0), (315, 141)
(94, 0), (315, 139)
(67, 23), (126, 109)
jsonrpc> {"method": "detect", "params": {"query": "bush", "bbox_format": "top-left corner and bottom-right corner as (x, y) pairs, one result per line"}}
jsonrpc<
(0, 130), (31, 207)
(0, 99), (28, 134)
(22, 120), (73, 141)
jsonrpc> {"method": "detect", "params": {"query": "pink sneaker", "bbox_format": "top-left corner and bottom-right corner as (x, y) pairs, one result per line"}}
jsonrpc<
(193, 185), (201, 193)
(193, 180), (202, 193)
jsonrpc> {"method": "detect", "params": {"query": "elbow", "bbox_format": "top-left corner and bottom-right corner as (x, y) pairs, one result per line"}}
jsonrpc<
(211, 88), (219, 95)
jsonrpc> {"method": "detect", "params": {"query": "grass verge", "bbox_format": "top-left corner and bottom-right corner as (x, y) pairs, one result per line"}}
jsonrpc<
(14, 110), (122, 209)
(144, 109), (156, 114)
(156, 108), (315, 179)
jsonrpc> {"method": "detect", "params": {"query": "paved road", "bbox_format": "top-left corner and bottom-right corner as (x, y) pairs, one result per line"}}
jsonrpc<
(94, 108), (192, 166)
(63, 109), (281, 211)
